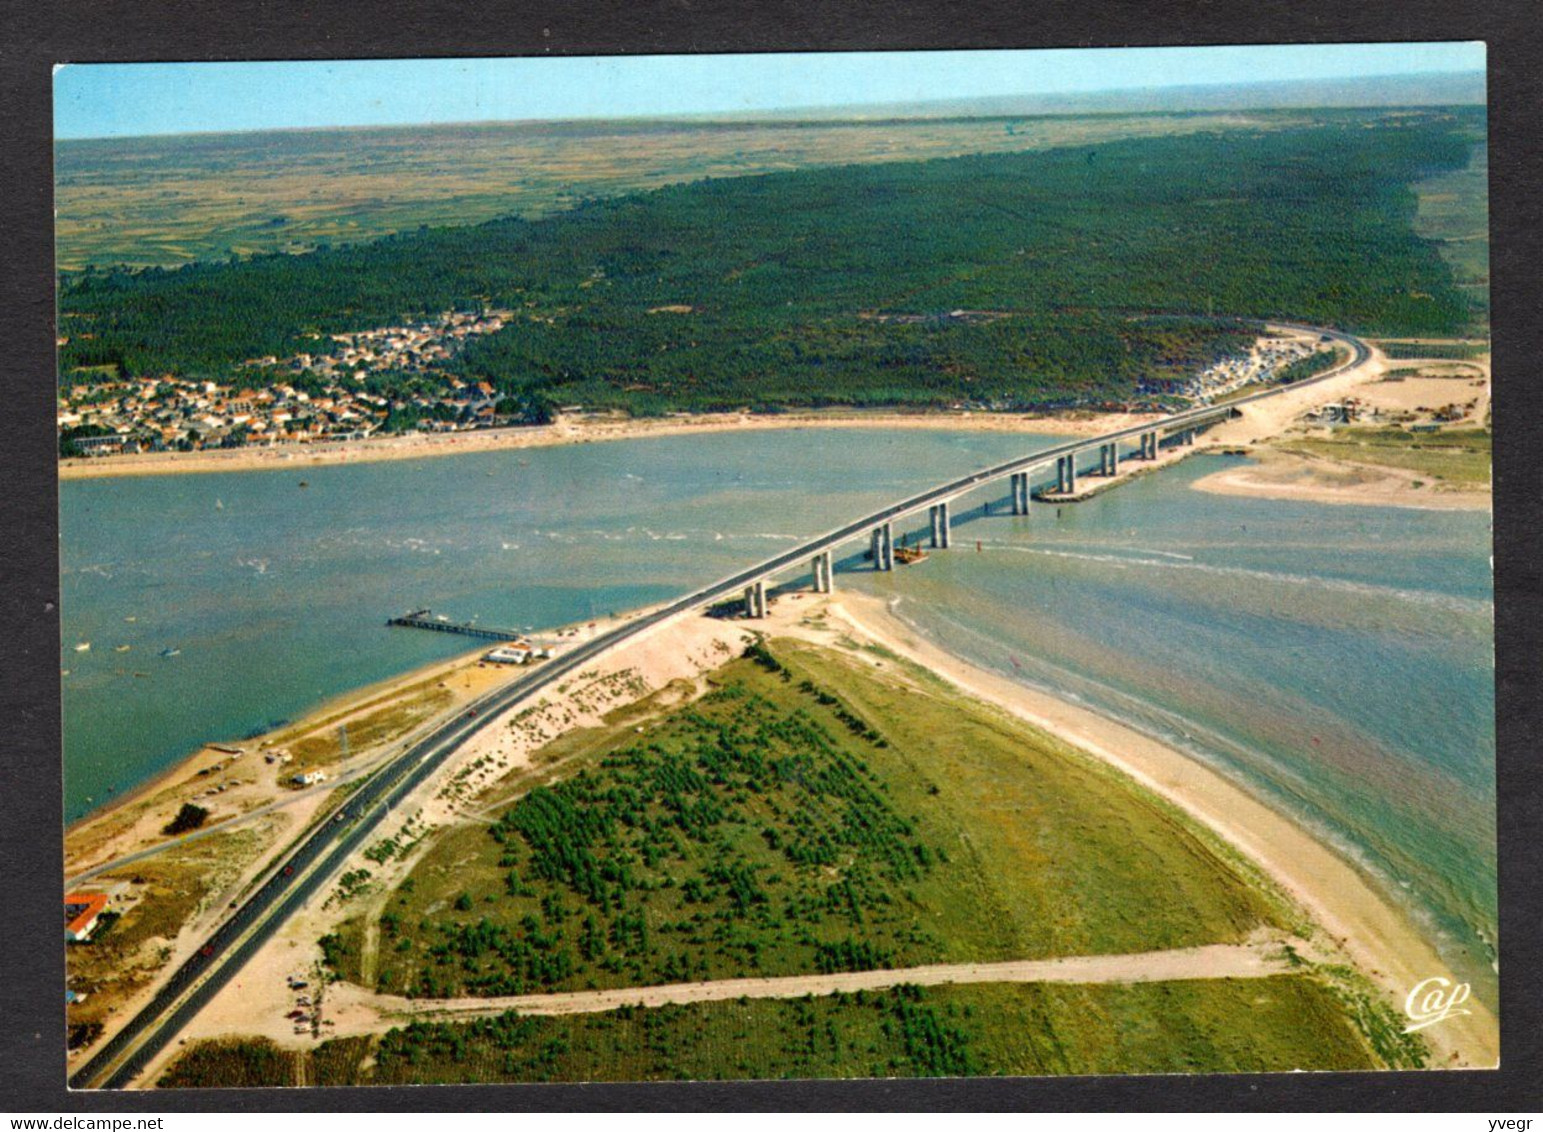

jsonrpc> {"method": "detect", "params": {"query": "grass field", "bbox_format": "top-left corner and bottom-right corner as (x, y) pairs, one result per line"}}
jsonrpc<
(56, 111), (1310, 271)
(1282, 427), (1491, 487)
(158, 974), (1400, 1086)
(1412, 139), (1489, 319)
(324, 637), (1295, 1001)
(1376, 341), (1491, 361)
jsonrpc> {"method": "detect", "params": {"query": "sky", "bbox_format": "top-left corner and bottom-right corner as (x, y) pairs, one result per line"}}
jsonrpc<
(55, 42), (1486, 140)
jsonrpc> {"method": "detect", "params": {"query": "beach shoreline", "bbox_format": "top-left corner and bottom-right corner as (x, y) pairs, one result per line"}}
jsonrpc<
(58, 408), (1159, 481)
(828, 589), (1500, 1068)
(1190, 448), (1491, 511)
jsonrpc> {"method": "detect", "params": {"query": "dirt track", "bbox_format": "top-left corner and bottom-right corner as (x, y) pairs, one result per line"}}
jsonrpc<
(306, 939), (1293, 1039)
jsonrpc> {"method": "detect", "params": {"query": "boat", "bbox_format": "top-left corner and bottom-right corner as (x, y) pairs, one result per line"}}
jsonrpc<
(160, 647), (181, 658)
(894, 546), (929, 565)
(73, 642), (91, 653)
(114, 644), (131, 653)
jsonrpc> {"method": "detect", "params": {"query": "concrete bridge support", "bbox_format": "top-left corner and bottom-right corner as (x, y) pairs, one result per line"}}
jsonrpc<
(929, 501), (953, 549)
(811, 550), (833, 594)
(1140, 431), (1158, 460)
(1109, 442), (1120, 475)
(871, 522), (894, 571)
(1057, 454), (1079, 494)
(743, 579), (768, 618)
(1009, 472), (1030, 515)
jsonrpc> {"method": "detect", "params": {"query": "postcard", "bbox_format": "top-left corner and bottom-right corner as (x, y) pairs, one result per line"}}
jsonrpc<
(53, 44), (1496, 1092)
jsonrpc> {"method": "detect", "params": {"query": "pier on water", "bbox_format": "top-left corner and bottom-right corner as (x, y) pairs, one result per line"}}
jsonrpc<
(387, 610), (525, 642)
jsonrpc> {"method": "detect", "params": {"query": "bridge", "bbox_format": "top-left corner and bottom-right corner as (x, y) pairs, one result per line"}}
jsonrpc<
(68, 321), (1368, 1089)
(722, 321), (1366, 616)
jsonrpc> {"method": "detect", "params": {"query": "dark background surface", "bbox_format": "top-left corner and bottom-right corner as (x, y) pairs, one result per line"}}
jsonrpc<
(2, 0), (1538, 1112)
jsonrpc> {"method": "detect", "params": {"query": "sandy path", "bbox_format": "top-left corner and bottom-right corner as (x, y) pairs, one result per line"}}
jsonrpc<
(830, 592), (1499, 1069)
(311, 941), (1288, 1036)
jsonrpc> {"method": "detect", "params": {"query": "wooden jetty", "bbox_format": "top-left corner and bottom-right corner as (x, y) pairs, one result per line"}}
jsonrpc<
(386, 609), (525, 642)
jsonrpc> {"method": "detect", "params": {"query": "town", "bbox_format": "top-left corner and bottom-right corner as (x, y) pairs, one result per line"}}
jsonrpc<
(57, 309), (522, 456)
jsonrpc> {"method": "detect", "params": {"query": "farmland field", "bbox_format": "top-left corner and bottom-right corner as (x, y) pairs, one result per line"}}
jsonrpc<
(1412, 139), (1490, 321)
(56, 111), (1312, 272)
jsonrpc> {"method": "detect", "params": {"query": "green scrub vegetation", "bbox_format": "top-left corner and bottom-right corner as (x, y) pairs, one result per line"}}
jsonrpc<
(325, 638), (1292, 1000)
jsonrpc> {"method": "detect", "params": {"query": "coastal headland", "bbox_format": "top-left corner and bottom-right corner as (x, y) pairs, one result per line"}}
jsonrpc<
(142, 588), (1495, 1084)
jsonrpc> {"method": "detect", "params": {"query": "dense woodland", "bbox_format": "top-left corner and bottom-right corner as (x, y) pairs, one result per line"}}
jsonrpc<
(59, 111), (1479, 414)
(338, 648), (955, 998)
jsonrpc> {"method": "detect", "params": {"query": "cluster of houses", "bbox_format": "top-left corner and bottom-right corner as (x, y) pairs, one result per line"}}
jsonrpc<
(58, 309), (521, 457)
(1137, 336), (1319, 404)
(245, 308), (513, 383)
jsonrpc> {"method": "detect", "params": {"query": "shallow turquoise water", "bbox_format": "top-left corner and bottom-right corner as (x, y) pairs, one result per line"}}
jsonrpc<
(59, 431), (1495, 998)
(845, 454), (1495, 997)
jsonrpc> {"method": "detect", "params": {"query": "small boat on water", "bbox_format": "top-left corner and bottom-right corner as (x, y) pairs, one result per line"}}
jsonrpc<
(74, 642), (91, 653)
(114, 644), (131, 653)
(160, 647), (181, 658)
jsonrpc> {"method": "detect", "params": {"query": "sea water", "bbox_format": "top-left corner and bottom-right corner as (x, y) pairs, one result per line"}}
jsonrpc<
(845, 453), (1496, 1000)
(59, 431), (1495, 998)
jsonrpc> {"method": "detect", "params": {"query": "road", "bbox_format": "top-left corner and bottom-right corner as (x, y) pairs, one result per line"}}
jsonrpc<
(69, 321), (1369, 1090)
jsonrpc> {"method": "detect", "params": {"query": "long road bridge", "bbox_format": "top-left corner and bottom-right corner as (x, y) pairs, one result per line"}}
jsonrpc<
(69, 321), (1369, 1090)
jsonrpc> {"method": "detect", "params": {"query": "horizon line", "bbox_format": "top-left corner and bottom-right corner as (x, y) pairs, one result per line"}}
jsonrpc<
(54, 67), (1485, 144)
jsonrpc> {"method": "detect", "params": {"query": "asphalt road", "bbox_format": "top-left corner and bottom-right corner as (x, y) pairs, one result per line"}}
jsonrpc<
(70, 321), (1369, 1090)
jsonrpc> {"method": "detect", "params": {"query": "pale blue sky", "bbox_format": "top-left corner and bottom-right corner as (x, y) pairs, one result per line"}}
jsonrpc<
(55, 42), (1485, 140)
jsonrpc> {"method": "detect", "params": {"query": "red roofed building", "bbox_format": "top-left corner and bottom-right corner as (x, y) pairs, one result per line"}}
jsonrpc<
(64, 891), (110, 943)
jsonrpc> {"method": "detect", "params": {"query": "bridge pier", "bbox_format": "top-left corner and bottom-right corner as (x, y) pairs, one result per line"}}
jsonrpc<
(811, 549), (833, 593)
(929, 500), (952, 549)
(1057, 454), (1079, 494)
(1109, 442), (1120, 475)
(1010, 472), (1030, 515)
(871, 522), (894, 571)
(1140, 431), (1157, 460)
(743, 579), (768, 618)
